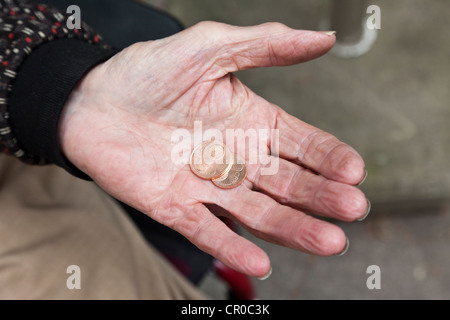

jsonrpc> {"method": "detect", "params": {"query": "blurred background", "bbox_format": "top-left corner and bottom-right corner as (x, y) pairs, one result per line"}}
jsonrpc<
(137, 0), (450, 299)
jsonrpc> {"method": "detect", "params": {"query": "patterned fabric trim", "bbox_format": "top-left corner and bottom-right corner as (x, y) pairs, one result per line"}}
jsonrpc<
(0, 0), (109, 164)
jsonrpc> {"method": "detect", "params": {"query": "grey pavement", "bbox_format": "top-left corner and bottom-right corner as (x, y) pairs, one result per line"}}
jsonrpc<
(141, 0), (450, 299)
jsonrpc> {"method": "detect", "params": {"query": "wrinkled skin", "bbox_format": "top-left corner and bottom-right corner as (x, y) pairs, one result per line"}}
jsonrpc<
(59, 22), (369, 278)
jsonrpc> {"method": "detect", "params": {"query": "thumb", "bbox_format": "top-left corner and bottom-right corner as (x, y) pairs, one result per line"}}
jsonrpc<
(195, 21), (336, 73)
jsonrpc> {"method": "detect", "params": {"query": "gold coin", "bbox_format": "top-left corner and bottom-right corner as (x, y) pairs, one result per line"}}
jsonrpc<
(189, 141), (233, 180)
(212, 154), (247, 189)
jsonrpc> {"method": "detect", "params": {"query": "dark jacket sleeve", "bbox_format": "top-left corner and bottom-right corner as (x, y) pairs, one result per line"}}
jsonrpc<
(0, 0), (118, 179)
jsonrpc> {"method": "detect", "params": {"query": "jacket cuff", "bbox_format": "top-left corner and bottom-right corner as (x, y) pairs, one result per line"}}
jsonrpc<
(8, 38), (118, 179)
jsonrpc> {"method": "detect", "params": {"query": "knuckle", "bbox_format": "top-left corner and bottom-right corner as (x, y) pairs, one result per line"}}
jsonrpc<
(277, 167), (304, 204)
(260, 21), (289, 32)
(192, 20), (225, 34)
(292, 216), (345, 256)
(299, 129), (328, 163)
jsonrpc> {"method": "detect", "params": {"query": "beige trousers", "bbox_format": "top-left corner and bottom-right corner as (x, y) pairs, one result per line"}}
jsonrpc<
(0, 154), (206, 299)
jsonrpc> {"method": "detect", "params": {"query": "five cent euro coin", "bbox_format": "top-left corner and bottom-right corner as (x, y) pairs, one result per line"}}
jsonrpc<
(189, 140), (233, 180)
(212, 153), (247, 189)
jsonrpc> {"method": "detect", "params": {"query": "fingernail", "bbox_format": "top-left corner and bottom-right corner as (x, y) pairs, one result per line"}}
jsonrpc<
(357, 199), (371, 222)
(336, 237), (349, 256)
(357, 169), (368, 186)
(257, 267), (272, 281)
(320, 31), (336, 36)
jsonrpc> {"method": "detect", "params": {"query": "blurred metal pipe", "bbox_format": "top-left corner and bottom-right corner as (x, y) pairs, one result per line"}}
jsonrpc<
(322, 0), (378, 59)
(329, 0), (368, 44)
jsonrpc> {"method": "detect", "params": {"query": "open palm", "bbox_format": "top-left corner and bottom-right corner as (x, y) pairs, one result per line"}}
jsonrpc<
(60, 22), (369, 277)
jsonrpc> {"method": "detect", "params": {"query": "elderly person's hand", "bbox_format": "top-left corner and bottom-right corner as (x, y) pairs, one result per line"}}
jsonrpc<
(59, 22), (369, 278)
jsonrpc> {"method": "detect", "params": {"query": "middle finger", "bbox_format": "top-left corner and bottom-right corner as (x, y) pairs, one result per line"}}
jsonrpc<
(246, 156), (369, 221)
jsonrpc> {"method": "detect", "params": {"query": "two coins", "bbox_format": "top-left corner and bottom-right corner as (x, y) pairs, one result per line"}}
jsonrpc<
(189, 140), (247, 189)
